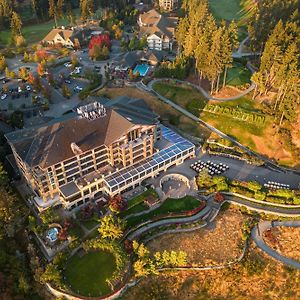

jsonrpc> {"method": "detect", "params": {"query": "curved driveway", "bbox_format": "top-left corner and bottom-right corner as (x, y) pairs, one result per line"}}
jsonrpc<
(251, 221), (300, 269)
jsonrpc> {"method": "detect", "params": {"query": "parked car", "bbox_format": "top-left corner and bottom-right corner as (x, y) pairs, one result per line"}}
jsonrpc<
(2, 78), (9, 84)
(26, 85), (31, 91)
(64, 62), (72, 68)
(64, 79), (71, 84)
(74, 85), (83, 92)
(1, 93), (7, 100)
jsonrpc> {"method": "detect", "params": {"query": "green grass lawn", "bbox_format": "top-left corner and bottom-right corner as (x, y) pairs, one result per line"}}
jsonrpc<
(125, 196), (201, 228)
(69, 225), (84, 240)
(81, 218), (99, 231)
(0, 19), (68, 46)
(153, 81), (207, 115)
(118, 189), (158, 218)
(223, 62), (252, 87)
(209, 0), (243, 21)
(65, 251), (117, 297)
(200, 96), (273, 151)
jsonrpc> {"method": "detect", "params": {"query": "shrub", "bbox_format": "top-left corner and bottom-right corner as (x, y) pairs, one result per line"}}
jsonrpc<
(204, 104), (266, 126)
(254, 191), (266, 201)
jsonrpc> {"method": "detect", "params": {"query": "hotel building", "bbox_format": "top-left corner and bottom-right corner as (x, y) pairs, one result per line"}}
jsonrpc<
(6, 97), (195, 212)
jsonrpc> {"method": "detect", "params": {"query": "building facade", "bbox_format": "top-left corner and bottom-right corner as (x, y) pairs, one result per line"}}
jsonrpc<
(6, 99), (195, 212)
(159, 0), (179, 11)
(42, 27), (91, 48)
(138, 9), (178, 51)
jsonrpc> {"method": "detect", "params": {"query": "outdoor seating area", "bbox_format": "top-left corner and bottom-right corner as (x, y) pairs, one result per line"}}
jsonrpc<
(190, 160), (229, 176)
(264, 181), (290, 190)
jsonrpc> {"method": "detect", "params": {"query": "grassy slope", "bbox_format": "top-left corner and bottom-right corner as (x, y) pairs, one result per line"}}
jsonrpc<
(209, 0), (242, 21)
(224, 62), (252, 86)
(152, 82), (208, 115)
(126, 196), (200, 228)
(119, 189), (158, 218)
(65, 251), (116, 297)
(200, 96), (271, 151)
(0, 19), (69, 46)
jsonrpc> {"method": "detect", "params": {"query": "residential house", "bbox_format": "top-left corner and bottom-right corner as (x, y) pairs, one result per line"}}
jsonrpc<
(115, 49), (165, 70)
(42, 26), (92, 48)
(138, 9), (178, 51)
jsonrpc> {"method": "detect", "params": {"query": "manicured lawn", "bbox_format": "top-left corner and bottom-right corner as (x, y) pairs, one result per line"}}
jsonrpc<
(0, 19), (68, 46)
(209, 0), (242, 21)
(200, 96), (273, 151)
(69, 225), (84, 240)
(223, 62), (252, 87)
(81, 218), (99, 230)
(210, 96), (263, 112)
(126, 196), (201, 228)
(152, 81), (207, 115)
(65, 251), (116, 297)
(119, 188), (158, 218)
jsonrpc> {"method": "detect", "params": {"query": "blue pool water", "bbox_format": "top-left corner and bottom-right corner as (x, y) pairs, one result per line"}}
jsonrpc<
(47, 227), (59, 242)
(133, 64), (150, 76)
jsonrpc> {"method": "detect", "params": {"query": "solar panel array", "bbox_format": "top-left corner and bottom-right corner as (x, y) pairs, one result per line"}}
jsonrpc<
(104, 126), (195, 190)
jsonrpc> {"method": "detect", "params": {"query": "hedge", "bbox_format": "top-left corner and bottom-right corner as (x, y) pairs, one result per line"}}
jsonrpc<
(204, 104), (266, 125)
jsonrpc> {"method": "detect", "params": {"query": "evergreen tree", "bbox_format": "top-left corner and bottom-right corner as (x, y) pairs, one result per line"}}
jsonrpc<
(80, 0), (94, 22)
(48, 0), (64, 27)
(10, 11), (22, 37)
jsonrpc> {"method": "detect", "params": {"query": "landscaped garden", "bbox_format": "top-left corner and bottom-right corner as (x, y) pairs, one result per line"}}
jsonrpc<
(200, 96), (272, 151)
(197, 170), (300, 205)
(65, 250), (117, 297)
(119, 189), (158, 218)
(125, 196), (202, 228)
(152, 81), (207, 115)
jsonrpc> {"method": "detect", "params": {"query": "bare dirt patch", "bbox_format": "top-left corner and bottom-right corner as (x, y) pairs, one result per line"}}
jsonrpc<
(212, 86), (245, 98)
(263, 226), (300, 262)
(147, 208), (247, 265)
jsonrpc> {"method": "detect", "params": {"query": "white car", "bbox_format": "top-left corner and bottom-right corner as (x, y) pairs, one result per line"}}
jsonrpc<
(18, 86), (22, 93)
(1, 94), (7, 100)
(74, 85), (83, 92)
(64, 62), (72, 68)
(26, 85), (31, 91)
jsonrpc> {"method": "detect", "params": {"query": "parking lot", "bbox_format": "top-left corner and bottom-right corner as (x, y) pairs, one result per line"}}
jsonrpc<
(0, 79), (34, 111)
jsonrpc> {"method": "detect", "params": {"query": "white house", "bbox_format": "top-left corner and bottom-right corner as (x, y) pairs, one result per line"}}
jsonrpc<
(138, 9), (178, 51)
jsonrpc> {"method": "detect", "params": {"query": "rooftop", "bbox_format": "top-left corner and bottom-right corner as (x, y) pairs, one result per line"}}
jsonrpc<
(138, 9), (178, 39)
(6, 98), (158, 169)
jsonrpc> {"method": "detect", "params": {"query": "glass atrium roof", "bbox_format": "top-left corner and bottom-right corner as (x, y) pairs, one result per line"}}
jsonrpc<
(104, 126), (195, 189)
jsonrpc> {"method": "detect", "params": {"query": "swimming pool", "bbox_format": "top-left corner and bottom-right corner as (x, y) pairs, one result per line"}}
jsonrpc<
(133, 64), (150, 77)
(46, 227), (59, 243)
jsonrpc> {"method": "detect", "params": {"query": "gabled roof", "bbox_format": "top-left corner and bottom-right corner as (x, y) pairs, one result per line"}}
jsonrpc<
(6, 108), (135, 169)
(42, 27), (91, 45)
(139, 9), (178, 39)
(42, 28), (74, 42)
(116, 50), (165, 68)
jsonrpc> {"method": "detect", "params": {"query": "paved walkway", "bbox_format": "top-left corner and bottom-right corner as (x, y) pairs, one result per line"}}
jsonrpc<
(251, 221), (300, 269)
(233, 36), (261, 58)
(148, 77), (256, 102)
(126, 202), (213, 240)
(142, 81), (300, 177)
(225, 195), (300, 217)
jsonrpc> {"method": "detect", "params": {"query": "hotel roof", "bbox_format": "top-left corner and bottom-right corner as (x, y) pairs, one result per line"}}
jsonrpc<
(6, 108), (132, 169)
(6, 98), (159, 169)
